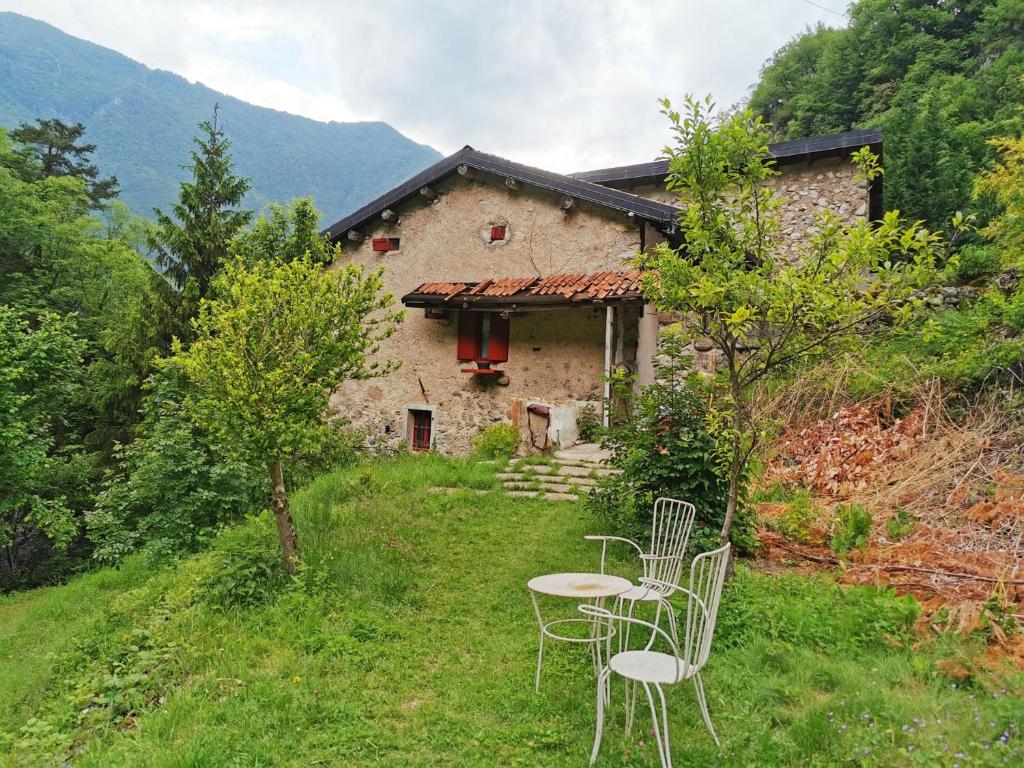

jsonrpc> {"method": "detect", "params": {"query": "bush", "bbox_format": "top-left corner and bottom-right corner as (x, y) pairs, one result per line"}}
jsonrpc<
(586, 371), (750, 553)
(831, 504), (872, 554)
(197, 524), (287, 610)
(472, 423), (519, 459)
(946, 244), (1002, 284)
(89, 367), (264, 563)
(575, 402), (601, 443)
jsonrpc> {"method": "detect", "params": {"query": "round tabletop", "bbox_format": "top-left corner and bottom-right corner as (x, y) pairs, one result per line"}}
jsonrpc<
(528, 572), (633, 599)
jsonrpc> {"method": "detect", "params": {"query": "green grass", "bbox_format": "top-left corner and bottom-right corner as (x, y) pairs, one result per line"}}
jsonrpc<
(1, 454), (1021, 766)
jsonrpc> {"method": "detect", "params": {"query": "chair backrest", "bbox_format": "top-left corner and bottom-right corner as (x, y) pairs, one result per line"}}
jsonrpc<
(681, 542), (731, 673)
(647, 497), (697, 587)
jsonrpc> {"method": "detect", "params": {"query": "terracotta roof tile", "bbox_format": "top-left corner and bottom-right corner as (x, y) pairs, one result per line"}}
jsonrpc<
(406, 270), (644, 306)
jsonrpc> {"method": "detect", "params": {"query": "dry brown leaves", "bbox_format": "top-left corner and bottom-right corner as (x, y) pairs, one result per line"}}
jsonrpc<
(757, 392), (1024, 654)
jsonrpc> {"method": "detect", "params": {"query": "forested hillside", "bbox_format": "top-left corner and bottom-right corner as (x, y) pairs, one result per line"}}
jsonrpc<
(749, 0), (1024, 230)
(0, 12), (440, 219)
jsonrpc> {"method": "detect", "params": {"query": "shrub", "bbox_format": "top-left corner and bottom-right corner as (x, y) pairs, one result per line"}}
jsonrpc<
(89, 367), (264, 563)
(472, 423), (519, 459)
(946, 244), (1001, 284)
(575, 402), (601, 443)
(831, 504), (872, 554)
(761, 488), (820, 544)
(884, 508), (916, 541)
(197, 524), (287, 610)
(586, 370), (750, 553)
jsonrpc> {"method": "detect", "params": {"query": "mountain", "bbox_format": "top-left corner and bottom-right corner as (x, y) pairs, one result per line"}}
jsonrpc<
(0, 12), (442, 220)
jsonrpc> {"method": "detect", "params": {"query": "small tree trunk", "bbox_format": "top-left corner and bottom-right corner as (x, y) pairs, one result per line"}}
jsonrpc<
(719, 405), (745, 545)
(269, 460), (300, 574)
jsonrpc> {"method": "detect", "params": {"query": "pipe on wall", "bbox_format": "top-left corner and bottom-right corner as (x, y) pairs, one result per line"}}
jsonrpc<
(603, 305), (614, 428)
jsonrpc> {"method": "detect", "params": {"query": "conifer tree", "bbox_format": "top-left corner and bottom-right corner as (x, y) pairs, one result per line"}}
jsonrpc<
(149, 105), (252, 346)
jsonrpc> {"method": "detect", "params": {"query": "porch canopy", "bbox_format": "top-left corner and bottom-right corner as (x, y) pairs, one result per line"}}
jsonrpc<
(401, 270), (645, 312)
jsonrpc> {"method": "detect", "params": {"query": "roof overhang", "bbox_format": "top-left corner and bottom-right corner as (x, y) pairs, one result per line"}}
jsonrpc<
(321, 147), (683, 244)
(402, 271), (644, 312)
(571, 128), (884, 187)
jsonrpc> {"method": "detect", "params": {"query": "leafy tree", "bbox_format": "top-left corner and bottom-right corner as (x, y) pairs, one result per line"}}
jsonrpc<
(172, 242), (403, 573)
(230, 197), (328, 266)
(638, 97), (947, 543)
(149, 106), (252, 346)
(10, 118), (119, 206)
(0, 308), (86, 590)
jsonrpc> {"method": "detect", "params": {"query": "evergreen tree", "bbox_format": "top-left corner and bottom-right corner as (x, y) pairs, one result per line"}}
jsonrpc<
(10, 118), (119, 207)
(148, 106), (252, 346)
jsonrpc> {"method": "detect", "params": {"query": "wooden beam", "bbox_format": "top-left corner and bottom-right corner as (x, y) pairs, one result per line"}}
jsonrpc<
(346, 230), (364, 243)
(560, 195), (575, 211)
(457, 164), (476, 180)
(505, 177), (521, 191)
(381, 208), (399, 223)
(419, 186), (437, 200)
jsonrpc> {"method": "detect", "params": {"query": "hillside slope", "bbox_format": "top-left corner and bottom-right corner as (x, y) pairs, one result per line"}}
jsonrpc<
(0, 12), (441, 219)
(1, 456), (1020, 766)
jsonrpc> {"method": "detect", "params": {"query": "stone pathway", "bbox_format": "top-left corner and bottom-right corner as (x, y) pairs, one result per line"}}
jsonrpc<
(496, 443), (620, 501)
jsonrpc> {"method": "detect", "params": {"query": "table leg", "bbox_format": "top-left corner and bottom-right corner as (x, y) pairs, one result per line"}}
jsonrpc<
(530, 589), (545, 693)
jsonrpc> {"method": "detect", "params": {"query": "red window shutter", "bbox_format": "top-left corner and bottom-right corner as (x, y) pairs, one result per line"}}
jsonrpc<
(456, 312), (481, 360)
(372, 237), (390, 252)
(490, 225), (506, 241)
(487, 314), (510, 362)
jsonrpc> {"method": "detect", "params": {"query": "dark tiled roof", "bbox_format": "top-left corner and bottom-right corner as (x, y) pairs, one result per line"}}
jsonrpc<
(403, 270), (644, 308)
(322, 147), (682, 242)
(571, 128), (883, 186)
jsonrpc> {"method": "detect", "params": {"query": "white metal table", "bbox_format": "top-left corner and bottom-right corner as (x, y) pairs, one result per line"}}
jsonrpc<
(527, 572), (633, 693)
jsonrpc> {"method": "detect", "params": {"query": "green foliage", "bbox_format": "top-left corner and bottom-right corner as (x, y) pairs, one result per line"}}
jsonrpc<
(762, 488), (821, 544)
(88, 366), (264, 564)
(946, 244), (1003, 284)
(716, 567), (919, 651)
(229, 196), (328, 266)
(640, 96), (945, 541)
(5, 457), (1020, 767)
(148, 108), (253, 347)
(885, 508), (917, 542)
(575, 402), (601, 443)
(174, 252), (402, 467)
(831, 504), (873, 555)
(197, 524), (286, 610)
(0, 308), (86, 590)
(171, 230), (402, 567)
(749, 0), (1024, 230)
(472, 423), (520, 459)
(587, 358), (741, 553)
(9, 117), (119, 206)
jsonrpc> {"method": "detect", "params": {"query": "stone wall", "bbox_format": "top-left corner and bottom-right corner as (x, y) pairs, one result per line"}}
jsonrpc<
(329, 173), (641, 454)
(623, 155), (869, 259)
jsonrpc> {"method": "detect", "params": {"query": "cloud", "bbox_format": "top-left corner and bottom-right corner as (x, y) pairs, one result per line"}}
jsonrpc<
(1, 0), (842, 171)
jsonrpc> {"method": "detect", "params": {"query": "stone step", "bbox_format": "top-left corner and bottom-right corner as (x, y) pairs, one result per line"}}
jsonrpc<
(505, 489), (579, 502)
(556, 464), (619, 478)
(503, 480), (584, 495)
(428, 486), (489, 496)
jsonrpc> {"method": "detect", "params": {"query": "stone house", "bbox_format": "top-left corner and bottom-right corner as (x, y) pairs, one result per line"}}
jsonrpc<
(323, 128), (882, 455)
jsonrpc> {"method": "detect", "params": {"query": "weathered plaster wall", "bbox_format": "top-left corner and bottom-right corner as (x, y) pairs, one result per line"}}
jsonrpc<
(329, 173), (641, 454)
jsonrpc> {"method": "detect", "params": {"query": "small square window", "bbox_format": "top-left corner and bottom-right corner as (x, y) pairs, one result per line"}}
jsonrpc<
(372, 237), (401, 253)
(489, 225), (506, 242)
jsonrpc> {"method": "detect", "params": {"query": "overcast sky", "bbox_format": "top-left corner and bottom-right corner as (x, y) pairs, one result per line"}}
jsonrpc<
(2, 0), (846, 172)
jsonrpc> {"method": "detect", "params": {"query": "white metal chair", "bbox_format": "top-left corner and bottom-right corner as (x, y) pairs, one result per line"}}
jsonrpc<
(583, 542), (731, 768)
(586, 497), (697, 639)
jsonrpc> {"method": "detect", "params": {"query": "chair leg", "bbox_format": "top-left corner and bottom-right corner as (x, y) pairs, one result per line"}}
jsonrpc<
(642, 682), (672, 768)
(534, 629), (544, 693)
(591, 667), (611, 765)
(693, 672), (719, 747)
(625, 679), (638, 737)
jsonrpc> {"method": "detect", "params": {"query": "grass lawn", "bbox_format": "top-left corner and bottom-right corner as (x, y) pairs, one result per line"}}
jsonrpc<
(1, 454), (1021, 766)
